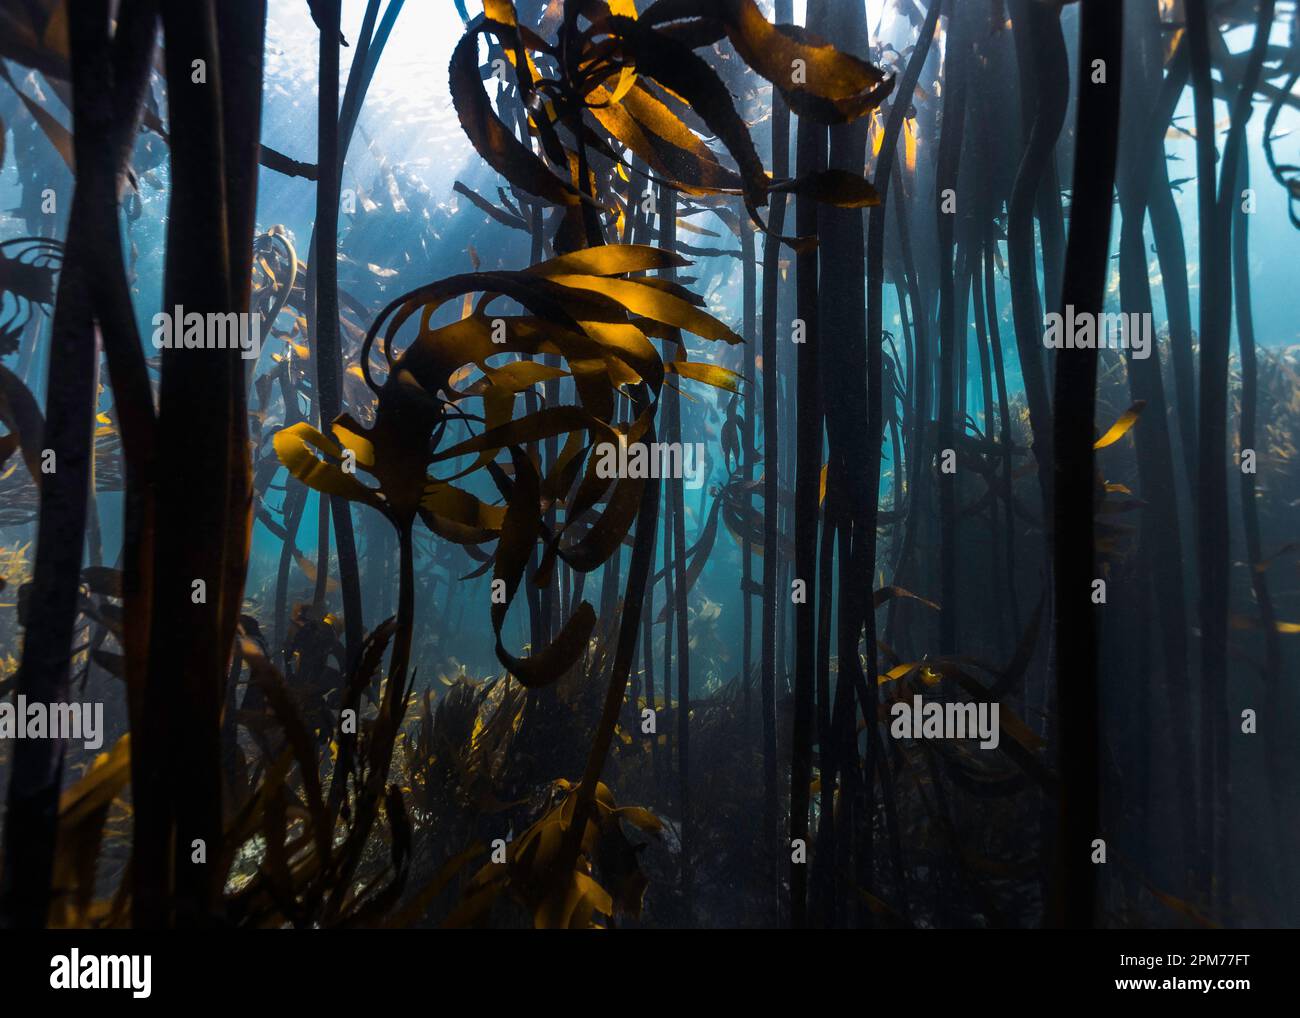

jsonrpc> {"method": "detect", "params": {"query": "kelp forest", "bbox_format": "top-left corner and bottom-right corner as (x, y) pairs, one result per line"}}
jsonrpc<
(0, 0), (1298, 939)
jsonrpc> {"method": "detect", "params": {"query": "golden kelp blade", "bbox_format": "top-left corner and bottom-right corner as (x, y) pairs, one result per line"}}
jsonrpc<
(273, 421), (385, 511)
(667, 360), (744, 393)
(1094, 399), (1146, 449)
(449, 21), (582, 207)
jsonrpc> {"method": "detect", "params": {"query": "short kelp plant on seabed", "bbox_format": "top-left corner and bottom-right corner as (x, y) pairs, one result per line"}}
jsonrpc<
(0, 0), (1298, 933)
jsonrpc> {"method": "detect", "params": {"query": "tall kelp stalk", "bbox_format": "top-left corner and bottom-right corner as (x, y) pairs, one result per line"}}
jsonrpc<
(965, 12), (1020, 647)
(982, 223), (1017, 635)
(217, 3), (266, 713)
(1216, 0), (1279, 910)
(816, 0), (887, 924)
(740, 199), (757, 741)
(215, 1), (267, 812)
(1115, 3), (1196, 884)
(758, 0), (792, 922)
(884, 46), (939, 660)
(1007, 0), (1067, 526)
(313, 0), (364, 666)
(1050, 0), (1122, 930)
(1148, 145), (1199, 494)
(935, 1), (968, 654)
(136, 0), (266, 928)
(1184, 0), (1222, 904)
(789, 0), (827, 932)
(867, 2), (943, 931)
(294, 0), (402, 661)
(1194, 0), (1275, 911)
(660, 186), (694, 913)
(1231, 146), (1285, 880)
(0, 0), (156, 929)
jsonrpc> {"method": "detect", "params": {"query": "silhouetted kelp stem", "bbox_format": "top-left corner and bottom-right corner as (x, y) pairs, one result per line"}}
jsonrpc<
(789, 0), (827, 926)
(660, 186), (693, 913)
(641, 492), (660, 782)
(971, 243), (1001, 640)
(337, 1), (409, 175)
(980, 226), (1017, 635)
(1148, 158), (1199, 490)
(516, 108), (547, 654)
(1050, 0), (1122, 930)
(216, 1), (266, 692)
(826, 523), (861, 923)
(1115, 9), (1196, 883)
(0, 0), (155, 929)
(83, 0), (162, 931)
(740, 198), (756, 742)
(861, 0), (940, 929)
(935, 0), (967, 657)
(1035, 168), (1066, 330)
(961, 47), (1005, 650)
(759, 0), (792, 922)
(1232, 146), (1287, 887)
(884, 147), (930, 657)
(1185, 0), (1222, 896)
(659, 288), (676, 774)
(1193, 0), (1276, 910)
(135, 0), (259, 927)
(873, 1), (935, 652)
(809, 501), (836, 923)
(816, 0), (877, 923)
(954, 239), (971, 461)
(654, 203), (675, 781)
(312, 0), (364, 667)
(534, 194), (560, 647)
(3, 2), (155, 927)
(296, 1), (401, 660)
(941, 19), (972, 652)
(1007, 0), (1067, 528)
